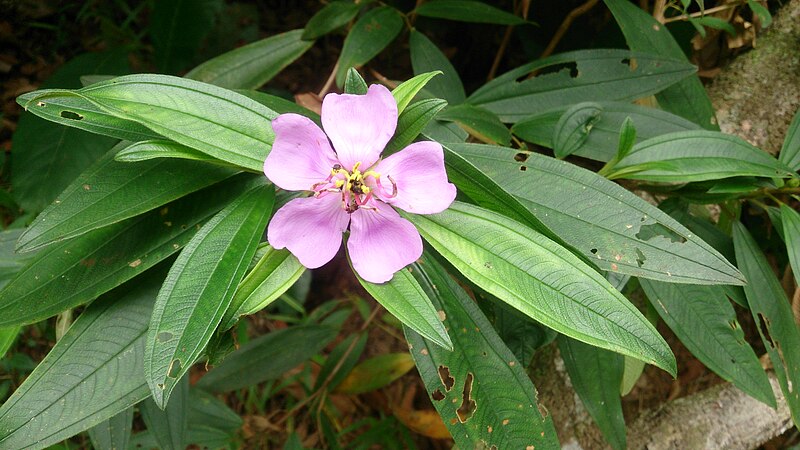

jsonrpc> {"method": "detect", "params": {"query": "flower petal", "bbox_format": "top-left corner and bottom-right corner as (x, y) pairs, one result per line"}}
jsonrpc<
(373, 141), (457, 214)
(348, 201), (422, 283)
(267, 194), (350, 269)
(321, 84), (397, 171)
(264, 113), (340, 191)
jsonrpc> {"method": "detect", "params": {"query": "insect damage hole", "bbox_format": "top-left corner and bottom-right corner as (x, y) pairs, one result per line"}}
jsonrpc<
(514, 152), (529, 162)
(520, 62), (579, 82)
(167, 358), (183, 378)
(438, 365), (455, 391)
(519, 165), (527, 172)
(456, 373), (477, 423)
(60, 110), (84, 120)
(621, 57), (638, 71)
(432, 389), (445, 401)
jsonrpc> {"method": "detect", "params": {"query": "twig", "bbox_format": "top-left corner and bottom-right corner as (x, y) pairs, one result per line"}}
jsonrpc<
(318, 61), (339, 98)
(663, 4), (741, 23)
(653, 0), (667, 23)
(488, 0), (530, 81)
(540, 0), (600, 58)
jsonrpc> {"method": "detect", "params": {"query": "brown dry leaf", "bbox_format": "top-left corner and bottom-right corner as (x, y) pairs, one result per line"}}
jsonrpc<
(295, 92), (322, 115)
(390, 384), (451, 440)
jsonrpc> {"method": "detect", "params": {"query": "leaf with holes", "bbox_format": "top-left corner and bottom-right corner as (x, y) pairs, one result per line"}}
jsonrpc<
(410, 30), (466, 104)
(334, 6), (403, 86)
(405, 255), (559, 449)
(185, 29), (314, 90)
(145, 181), (274, 407)
(405, 202), (676, 374)
(608, 131), (796, 182)
(467, 49), (696, 123)
(196, 325), (338, 392)
(604, 0), (718, 129)
(16, 145), (237, 252)
(640, 279), (774, 406)
(11, 50), (130, 214)
(438, 104), (510, 145)
(558, 336), (626, 450)
(0, 275), (160, 449)
(733, 222), (800, 427)
(357, 266), (452, 350)
(451, 143), (744, 285)
(415, 0), (526, 25)
(221, 245), (305, 330)
(26, 74), (278, 172)
(512, 101), (701, 162)
(0, 175), (255, 328)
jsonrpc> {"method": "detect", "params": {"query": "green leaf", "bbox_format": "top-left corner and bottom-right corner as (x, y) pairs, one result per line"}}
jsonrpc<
(145, 182), (274, 407)
(409, 30), (466, 105)
(150, 0), (222, 73)
(185, 29), (314, 90)
(467, 49), (697, 123)
(639, 279), (775, 406)
(405, 202), (676, 374)
(0, 175), (255, 328)
(187, 388), (243, 433)
(196, 325), (338, 392)
(314, 333), (368, 391)
(140, 375), (189, 449)
(356, 266), (452, 350)
(392, 71), (442, 114)
(609, 131), (796, 182)
(558, 336), (626, 450)
(780, 204), (800, 291)
(695, 16), (736, 35)
(415, 0), (526, 25)
(114, 139), (227, 164)
(553, 102), (603, 158)
(237, 89), (321, 123)
(779, 108), (800, 171)
(303, 1), (363, 40)
(405, 255), (559, 449)
(438, 104), (510, 145)
(0, 327), (20, 361)
(616, 116), (637, 160)
(16, 145), (237, 252)
(452, 143), (745, 285)
(733, 222), (800, 428)
(16, 91), (160, 142)
(335, 6), (404, 87)
(0, 275), (159, 449)
(385, 99), (448, 153)
(11, 50), (130, 213)
(604, 0), (718, 129)
(748, 0), (772, 27)
(344, 68), (369, 95)
(88, 408), (133, 450)
(335, 353), (415, 394)
(27, 74), (278, 172)
(221, 246), (305, 330)
(512, 101), (701, 162)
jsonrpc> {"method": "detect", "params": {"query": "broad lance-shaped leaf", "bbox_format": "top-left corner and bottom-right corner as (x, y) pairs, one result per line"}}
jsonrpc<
(17, 144), (237, 252)
(149, 0), (220, 73)
(335, 6), (403, 86)
(145, 181), (274, 407)
(608, 130), (796, 182)
(511, 101), (701, 162)
(733, 222), (800, 428)
(221, 245), (305, 330)
(467, 49), (697, 123)
(604, 0), (718, 129)
(303, 1), (363, 40)
(140, 375), (189, 450)
(356, 266), (453, 350)
(185, 29), (313, 90)
(438, 104), (510, 146)
(557, 336), (626, 450)
(385, 99), (448, 154)
(780, 204), (800, 288)
(17, 90), (160, 142)
(405, 255), (559, 449)
(88, 408), (133, 450)
(639, 279), (775, 407)
(0, 175), (256, 328)
(409, 30), (466, 105)
(196, 325), (338, 392)
(405, 202), (676, 374)
(26, 74), (278, 172)
(0, 274), (161, 449)
(392, 71), (442, 114)
(451, 143), (744, 285)
(415, 0), (526, 25)
(114, 140), (228, 164)
(779, 108), (800, 171)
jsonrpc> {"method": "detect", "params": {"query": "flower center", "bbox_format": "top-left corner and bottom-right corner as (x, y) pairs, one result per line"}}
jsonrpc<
(311, 161), (397, 213)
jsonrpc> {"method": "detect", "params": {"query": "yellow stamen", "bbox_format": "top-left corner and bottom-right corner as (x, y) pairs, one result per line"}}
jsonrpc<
(361, 186), (371, 194)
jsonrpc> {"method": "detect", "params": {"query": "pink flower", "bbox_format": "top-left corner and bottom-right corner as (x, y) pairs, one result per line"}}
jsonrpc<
(264, 84), (456, 283)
